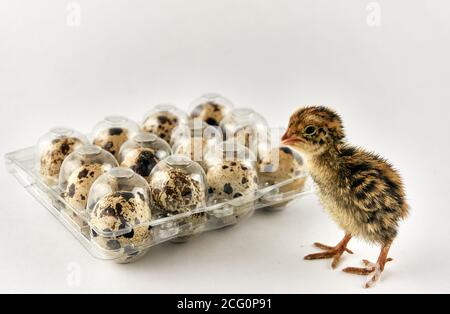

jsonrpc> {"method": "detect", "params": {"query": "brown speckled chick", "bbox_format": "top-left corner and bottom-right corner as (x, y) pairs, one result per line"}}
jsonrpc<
(282, 106), (409, 288)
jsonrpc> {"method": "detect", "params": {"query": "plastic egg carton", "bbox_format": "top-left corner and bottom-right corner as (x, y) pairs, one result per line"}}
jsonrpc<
(5, 96), (314, 263)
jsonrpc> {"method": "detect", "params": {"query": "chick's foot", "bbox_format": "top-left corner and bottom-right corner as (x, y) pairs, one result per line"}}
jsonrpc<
(342, 243), (392, 288)
(304, 234), (353, 269)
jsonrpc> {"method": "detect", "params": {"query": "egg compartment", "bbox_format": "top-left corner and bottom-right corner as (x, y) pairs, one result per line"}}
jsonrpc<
(91, 116), (140, 160)
(171, 120), (223, 170)
(58, 145), (119, 224)
(220, 108), (270, 157)
(142, 104), (189, 142)
(189, 93), (234, 127)
(257, 145), (307, 210)
(86, 167), (154, 263)
(148, 155), (208, 243)
(119, 132), (172, 182)
(36, 127), (89, 186)
(203, 141), (261, 222)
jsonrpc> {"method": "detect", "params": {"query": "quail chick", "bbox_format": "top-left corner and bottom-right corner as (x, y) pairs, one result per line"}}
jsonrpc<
(282, 106), (409, 288)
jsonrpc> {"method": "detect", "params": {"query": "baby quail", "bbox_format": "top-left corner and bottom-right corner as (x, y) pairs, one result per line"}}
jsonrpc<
(282, 106), (409, 288)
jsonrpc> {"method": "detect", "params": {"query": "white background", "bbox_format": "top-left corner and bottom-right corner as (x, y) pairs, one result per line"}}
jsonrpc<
(1, 0), (449, 293)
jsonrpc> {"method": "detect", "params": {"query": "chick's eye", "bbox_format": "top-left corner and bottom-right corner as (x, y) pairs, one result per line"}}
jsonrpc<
(304, 126), (317, 135)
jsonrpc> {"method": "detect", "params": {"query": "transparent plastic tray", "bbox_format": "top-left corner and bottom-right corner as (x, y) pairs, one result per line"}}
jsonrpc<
(5, 146), (313, 263)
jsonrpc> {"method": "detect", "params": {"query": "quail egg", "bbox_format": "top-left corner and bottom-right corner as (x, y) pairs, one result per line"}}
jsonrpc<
(39, 135), (85, 185)
(149, 156), (207, 239)
(93, 128), (129, 159)
(258, 146), (306, 209)
(92, 116), (140, 160)
(119, 132), (172, 182)
(121, 148), (160, 182)
(150, 167), (205, 214)
(65, 163), (106, 211)
(204, 141), (259, 219)
(190, 94), (233, 126)
(142, 105), (188, 141)
(90, 191), (152, 262)
(87, 167), (153, 263)
(206, 160), (258, 202)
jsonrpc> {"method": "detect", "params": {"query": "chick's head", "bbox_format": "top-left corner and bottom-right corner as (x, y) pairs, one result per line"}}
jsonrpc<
(282, 106), (345, 156)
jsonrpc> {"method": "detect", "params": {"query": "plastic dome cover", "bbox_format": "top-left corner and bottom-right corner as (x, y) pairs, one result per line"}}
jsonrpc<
(87, 167), (153, 253)
(204, 140), (256, 169)
(148, 155), (207, 215)
(257, 145), (307, 209)
(141, 104), (188, 142)
(189, 93), (234, 126)
(203, 141), (259, 210)
(92, 116), (140, 159)
(36, 127), (89, 186)
(87, 167), (151, 212)
(119, 132), (172, 182)
(170, 119), (223, 147)
(171, 120), (223, 169)
(220, 108), (271, 158)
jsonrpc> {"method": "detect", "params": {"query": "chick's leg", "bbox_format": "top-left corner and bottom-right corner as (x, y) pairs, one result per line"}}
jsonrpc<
(342, 243), (392, 288)
(304, 233), (353, 269)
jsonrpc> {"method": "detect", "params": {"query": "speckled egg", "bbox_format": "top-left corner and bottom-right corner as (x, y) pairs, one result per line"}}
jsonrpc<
(206, 160), (259, 200)
(40, 137), (83, 185)
(64, 163), (106, 211)
(150, 167), (207, 239)
(258, 146), (305, 193)
(121, 148), (160, 182)
(90, 191), (152, 251)
(142, 112), (180, 142)
(93, 128), (129, 159)
(150, 168), (205, 215)
(191, 102), (228, 126)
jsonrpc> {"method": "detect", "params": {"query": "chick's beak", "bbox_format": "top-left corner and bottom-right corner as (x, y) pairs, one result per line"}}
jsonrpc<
(281, 132), (300, 146)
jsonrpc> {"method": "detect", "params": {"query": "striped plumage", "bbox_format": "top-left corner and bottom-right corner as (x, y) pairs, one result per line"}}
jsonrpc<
(309, 144), (408, 245)
(282, 106), (409, 288)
